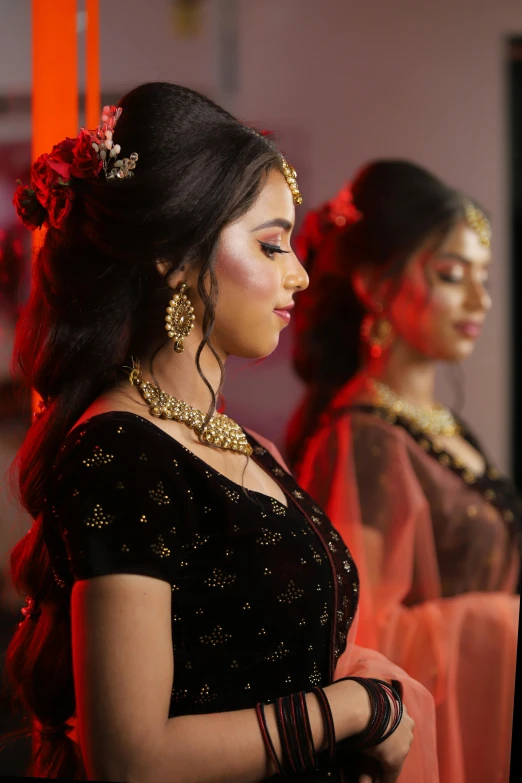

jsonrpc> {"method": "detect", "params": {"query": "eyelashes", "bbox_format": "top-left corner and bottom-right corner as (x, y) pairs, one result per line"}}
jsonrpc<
(435, 271), (489, 286)
(258, 241), (290, 259)
(436, 272), (464, 283)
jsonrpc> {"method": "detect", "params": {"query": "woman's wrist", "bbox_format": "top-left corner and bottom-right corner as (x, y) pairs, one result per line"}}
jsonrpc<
(323, 679), (373, 739)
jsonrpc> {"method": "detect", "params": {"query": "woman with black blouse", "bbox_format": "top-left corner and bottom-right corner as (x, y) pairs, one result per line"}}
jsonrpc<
(4, 83), (421, 782)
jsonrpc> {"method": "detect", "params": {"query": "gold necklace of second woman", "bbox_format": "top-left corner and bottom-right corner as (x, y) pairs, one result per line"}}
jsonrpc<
(127, 283), (253, 457)
(369, 379), (461, 438)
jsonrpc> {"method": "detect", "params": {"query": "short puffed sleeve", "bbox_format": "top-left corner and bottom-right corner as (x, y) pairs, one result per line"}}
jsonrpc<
(45, 415), (185, 584)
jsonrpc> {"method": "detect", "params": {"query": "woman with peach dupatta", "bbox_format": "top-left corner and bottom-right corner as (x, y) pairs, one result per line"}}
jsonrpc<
(287, 160), (520, 783)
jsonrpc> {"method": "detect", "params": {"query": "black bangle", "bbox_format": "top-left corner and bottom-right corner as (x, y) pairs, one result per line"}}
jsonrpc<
(275, 696), (295, 774)
(292, 691), (317, 771)
(311, 686), (336, 761)
(256, 701), (286, 777)
(370, 679), (403, 744)
(281, 694), (305, 773)
(335, 676), (393, 750)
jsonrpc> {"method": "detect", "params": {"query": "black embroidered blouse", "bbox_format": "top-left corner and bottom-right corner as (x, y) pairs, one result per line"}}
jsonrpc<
(43, 412), (359, 781)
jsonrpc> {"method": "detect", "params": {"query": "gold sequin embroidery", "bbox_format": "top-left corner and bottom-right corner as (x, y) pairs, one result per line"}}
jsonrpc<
(182, 533), (210, 550)
(194, 684), (215, 704)
(149, 481), (171, 505)
(278, 580), (305, 604)
(82, 446), (115, 467)
(265, 641), (289, 662)
(309, 662), (322, 685)
(205, 568), (237, 588)
(150, 534), (171, 558)
(224, 487), (241, 503)
(257, 528), (283, 546)
(84, 504), (115, 528)
(271, 499), (286, 516)
(199, 625), (232, 645)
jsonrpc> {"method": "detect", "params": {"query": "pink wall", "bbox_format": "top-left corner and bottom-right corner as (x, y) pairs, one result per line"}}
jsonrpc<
(0, 0), (521, 468)
(221, 0), (522, 467)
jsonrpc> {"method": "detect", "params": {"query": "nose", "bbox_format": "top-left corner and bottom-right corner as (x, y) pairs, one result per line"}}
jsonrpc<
(466, 277), (491, 313)
(283, 252), (309, 292)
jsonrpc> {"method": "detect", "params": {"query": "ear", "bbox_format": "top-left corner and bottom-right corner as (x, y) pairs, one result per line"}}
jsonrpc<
(155, 259), (187, 290)
(352, 268), (387, 313)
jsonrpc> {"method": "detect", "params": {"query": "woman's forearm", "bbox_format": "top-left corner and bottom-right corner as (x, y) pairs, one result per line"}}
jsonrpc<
(90, 680), (371, 783)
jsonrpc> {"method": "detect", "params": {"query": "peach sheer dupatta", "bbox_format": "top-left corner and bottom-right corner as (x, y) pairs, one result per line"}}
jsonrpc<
(296, 414), (519, 783)
(248, 428), (439, 783)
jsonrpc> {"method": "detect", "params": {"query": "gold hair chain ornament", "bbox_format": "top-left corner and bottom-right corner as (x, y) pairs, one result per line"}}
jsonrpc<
(165, 283), (196, 352)
(248, 127), (302, 205)
(280, 157), (303, 205)
(370, 379), (461, 437)
(462, 198), (491, 248)
(128, 360), (253, 456)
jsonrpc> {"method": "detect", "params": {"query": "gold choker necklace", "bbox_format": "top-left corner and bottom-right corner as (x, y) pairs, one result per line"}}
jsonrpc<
(128, 362), (253, 457)
(369, 379), (461, 438)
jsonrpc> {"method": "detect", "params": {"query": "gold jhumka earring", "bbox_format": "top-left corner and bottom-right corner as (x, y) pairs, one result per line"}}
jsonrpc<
(165, 283), (196, 353)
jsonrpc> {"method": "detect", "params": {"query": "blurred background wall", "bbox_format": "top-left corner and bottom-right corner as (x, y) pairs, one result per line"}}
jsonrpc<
(2, 0), (521, 464)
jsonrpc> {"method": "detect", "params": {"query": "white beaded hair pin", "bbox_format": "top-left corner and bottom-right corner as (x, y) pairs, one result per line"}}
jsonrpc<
(90, 105), (139, 180)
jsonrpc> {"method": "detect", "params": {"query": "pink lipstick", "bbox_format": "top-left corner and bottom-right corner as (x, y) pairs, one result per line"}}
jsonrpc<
(273, 303), (294, 323)
(454, 321), (482, 338)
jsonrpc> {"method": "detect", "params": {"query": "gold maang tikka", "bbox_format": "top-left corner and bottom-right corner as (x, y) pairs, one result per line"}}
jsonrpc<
(165, 283), (196, 352)
(462, 198), (491, 248)
(247, 127), (303, 205)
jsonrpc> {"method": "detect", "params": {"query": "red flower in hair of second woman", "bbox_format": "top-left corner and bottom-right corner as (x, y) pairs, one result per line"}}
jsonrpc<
(30, 154), (63, 209)
(71, 130), (103, 179)
(12, 182), (46, 231)
(46, 184), (75, 230)
(48, 137), (75, 179)
(326, 184), (362, 226)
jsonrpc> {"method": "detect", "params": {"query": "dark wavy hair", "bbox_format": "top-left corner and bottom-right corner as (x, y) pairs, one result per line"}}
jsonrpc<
(4, 81), (283, 779)
(286, 159), (488, 468)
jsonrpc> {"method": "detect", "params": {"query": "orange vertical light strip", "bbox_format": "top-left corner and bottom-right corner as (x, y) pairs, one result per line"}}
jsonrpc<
(31, 0), (78, 411)
(32, 0), (78, 158)
(86, 0), (100, 129)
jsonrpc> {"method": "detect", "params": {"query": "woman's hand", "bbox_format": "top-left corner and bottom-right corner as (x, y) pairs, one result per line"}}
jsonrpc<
(360, 701), (415, 783)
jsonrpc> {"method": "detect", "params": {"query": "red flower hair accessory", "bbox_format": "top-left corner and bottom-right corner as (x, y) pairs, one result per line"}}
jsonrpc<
(324, 183), (362, 227)
(13, 105), (138, 231)
(294, 183), (362, 264)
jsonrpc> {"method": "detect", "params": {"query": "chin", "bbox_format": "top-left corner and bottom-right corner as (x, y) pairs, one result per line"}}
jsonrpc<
(438, 344), (476, 362)
(227, 335), (280, 361)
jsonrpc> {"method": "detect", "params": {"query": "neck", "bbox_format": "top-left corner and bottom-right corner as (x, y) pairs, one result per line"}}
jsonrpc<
(139, 330), (226, 414)
(363, 339), (437, 406)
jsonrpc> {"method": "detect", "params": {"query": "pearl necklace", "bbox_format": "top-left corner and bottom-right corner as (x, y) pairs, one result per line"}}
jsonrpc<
(128, 362), (253, 457)
(370, 379), (461, 437)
